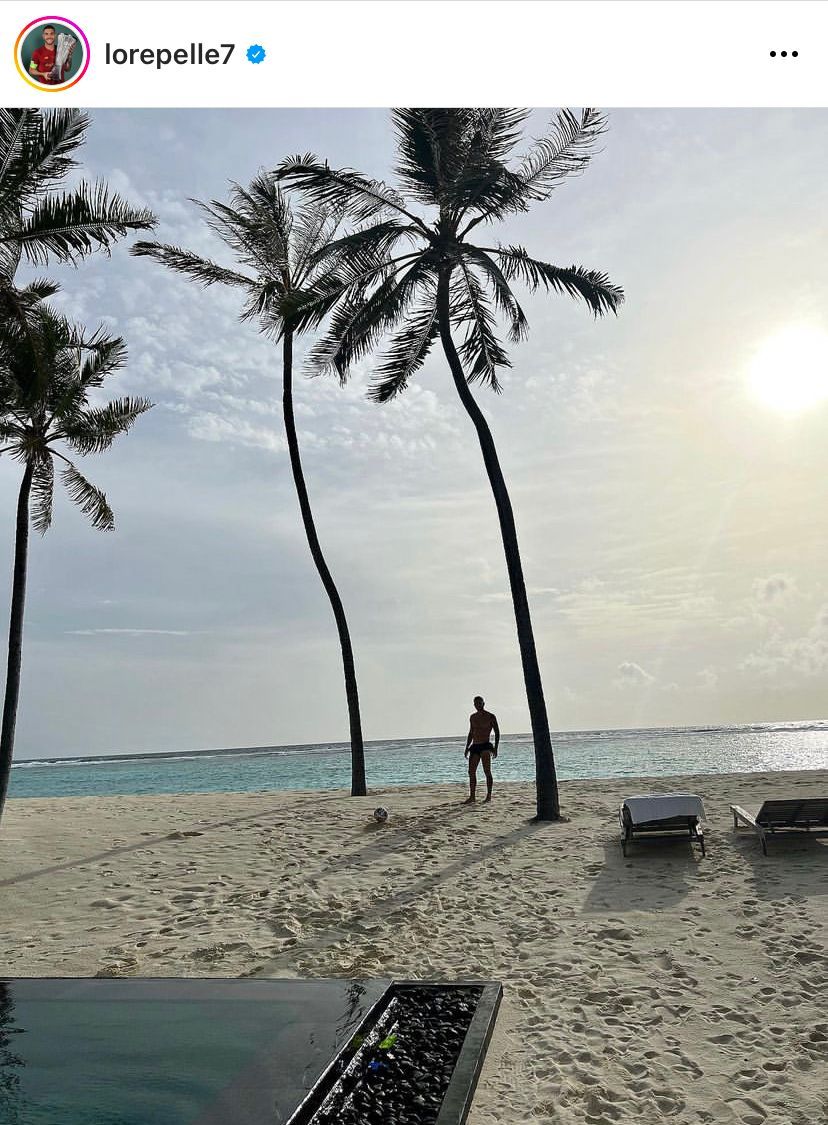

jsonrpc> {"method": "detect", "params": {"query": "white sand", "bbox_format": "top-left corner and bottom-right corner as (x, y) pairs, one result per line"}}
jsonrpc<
(2, 770), (827, 1124)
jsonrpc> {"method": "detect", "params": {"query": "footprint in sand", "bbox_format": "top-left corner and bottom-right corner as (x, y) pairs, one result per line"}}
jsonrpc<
(594, 926), (633, 942)
(725, 1096), (767, 1124)
(582, 1088), (622, 1121)
(622, 1062), (648, 1078)
(652, 1089), (685, 1115)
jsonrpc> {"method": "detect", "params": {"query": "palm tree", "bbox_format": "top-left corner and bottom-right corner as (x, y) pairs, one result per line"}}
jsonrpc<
(131, 178), (369, 795)
(0, 302), (152, 824)
(0, 108), (156, 305)
(276, 108), (624, 820)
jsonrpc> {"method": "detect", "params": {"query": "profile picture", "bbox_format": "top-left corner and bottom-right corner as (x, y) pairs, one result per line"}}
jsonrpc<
(15, 16), (90, 91)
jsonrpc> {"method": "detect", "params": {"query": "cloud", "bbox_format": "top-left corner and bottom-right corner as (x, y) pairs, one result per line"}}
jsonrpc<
(739, 604), (828, 682)
(521, 355), (620, 424)
(614, 661), (655, 687)
(697, 666), (719, 691)
(186, 413), (287, 452)
(724, 574), (802, 632)
(753, 574), (795, 603)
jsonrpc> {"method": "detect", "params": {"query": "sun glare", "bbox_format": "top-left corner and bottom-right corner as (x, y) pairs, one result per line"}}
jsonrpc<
(748, 326), (828, 413)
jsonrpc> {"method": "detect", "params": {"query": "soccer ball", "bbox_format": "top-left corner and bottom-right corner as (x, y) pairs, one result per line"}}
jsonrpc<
(373, 806), (389, 823)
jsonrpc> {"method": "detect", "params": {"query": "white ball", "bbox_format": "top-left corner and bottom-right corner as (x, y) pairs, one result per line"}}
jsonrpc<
(373, 806), (389, 822)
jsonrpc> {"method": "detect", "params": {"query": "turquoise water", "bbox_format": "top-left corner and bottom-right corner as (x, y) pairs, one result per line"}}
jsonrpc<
(9, 721), (827, 800)
(1, 998), (271, 1124)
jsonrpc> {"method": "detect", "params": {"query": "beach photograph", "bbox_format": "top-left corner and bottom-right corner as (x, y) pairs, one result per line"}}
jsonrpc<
(1, 106), (827, 1124)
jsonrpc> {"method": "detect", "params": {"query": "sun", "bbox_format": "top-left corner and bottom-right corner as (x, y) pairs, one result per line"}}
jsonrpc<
(748, 326), (828, 413)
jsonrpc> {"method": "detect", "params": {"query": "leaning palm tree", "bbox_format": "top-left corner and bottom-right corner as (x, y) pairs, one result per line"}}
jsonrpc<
(131, 178), (369, 795)
(0, 108), (156, 308)
(0, 302), (152, 825)
(276, 108), (624, 820)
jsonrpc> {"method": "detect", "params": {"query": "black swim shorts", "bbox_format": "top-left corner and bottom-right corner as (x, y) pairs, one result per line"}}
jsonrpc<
(469, 742), (494, 754)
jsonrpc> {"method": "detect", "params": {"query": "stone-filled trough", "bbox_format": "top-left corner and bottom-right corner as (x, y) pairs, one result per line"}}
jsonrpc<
(290, 981), (502, 1125)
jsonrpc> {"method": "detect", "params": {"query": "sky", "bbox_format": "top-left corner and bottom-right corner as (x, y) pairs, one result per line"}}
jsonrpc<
(3, 107), (828, 759)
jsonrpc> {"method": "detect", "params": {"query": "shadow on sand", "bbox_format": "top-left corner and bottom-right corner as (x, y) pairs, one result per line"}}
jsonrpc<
(727, 827), (828, 903)
(250, 816), (546, 977)
(581, 836), (704, 915)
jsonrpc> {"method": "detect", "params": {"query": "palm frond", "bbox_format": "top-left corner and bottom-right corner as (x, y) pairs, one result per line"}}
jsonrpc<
(0, 278), (60, 335)
(0, 240), (22, 284)
(392, 109), (526, 226)
(0, 299), (73, 402)
(0, 417), (25, 445)
(30, 456), (54, 535)
(465, 108), (532, 163)
(5, 182), (156, 266)
(311, 220), (417, 271)
(368, 284), (439, 402)
(78, 332), (128, 386)
(0, 109), (88, 235)
(61, 396), (153, 454)
(287, 199), (342, 285)
(391, 109), (531, 215)
(391, 109), (471, 205)
(130, 240), (253, 293)
(487, 244), (624, 315)
(58, 459), (114, 530)
(460, 109), (607, 231)
(451, 262), (510, 390)
(197, 180), (291, 280)
(239, 174), (293, 242)
(306, 257), (435, 380)
(275, 154), (428, 231)
(449, 109), (528, 207)
(461, 245), (528, 343)
(15, 277), (61, 304)
(0, 109), (30, 193)
(270, 274), (348, 337)
(30, 109), (89, 190)
(516, 108), (607, 198)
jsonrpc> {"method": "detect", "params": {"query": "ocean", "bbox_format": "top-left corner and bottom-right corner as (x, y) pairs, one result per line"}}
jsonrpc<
(8, 721), (827, 800)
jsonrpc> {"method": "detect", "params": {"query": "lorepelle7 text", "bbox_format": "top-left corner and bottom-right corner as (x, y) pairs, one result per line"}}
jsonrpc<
(105, 43), (236, 68)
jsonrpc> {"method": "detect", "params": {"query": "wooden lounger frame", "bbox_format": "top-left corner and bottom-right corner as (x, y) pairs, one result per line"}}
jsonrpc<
(730, 798), (828, 855)
(619, 805), (705, 857)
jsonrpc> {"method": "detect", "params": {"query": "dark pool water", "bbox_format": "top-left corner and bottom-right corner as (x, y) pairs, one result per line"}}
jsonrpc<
(0, 978), (387, 1125)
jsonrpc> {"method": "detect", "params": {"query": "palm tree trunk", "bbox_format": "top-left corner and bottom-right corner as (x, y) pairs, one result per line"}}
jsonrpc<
(0, 460), (35, 826)
(282, 331), (367, 796)
(436, 269), (560, 820)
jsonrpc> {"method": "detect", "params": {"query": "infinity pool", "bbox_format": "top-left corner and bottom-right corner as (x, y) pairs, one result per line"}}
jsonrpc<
(0, 977), (388, 1125)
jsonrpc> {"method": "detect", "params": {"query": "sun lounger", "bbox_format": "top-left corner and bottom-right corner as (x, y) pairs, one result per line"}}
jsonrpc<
(620, 794), (706, 857)
(730, 797), (828, 854)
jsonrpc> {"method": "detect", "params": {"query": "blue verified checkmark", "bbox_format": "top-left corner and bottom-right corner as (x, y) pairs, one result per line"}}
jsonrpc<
(246, 44), (266, 64)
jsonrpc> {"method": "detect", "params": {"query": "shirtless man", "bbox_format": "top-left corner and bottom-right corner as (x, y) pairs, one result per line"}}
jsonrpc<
(464, 696), (500, 803)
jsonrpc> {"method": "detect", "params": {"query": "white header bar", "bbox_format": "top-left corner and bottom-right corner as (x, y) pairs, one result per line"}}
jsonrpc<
(1, 0), (826, 107)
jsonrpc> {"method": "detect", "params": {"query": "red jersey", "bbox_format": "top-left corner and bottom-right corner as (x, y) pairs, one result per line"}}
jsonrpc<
(30, 45), (68, 84)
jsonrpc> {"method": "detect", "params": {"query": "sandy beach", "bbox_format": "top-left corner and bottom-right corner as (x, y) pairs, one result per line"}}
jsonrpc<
(2, 770), (827, 1125)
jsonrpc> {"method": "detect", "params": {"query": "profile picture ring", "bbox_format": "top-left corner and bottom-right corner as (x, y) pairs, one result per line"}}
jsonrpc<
(15, 16), (90, 91)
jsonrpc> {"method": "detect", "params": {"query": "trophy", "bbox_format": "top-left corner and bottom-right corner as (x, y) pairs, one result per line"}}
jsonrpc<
(48, 33), (77, 83)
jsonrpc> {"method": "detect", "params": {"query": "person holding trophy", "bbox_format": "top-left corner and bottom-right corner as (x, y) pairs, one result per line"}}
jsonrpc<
(29, 25), (76, 85)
